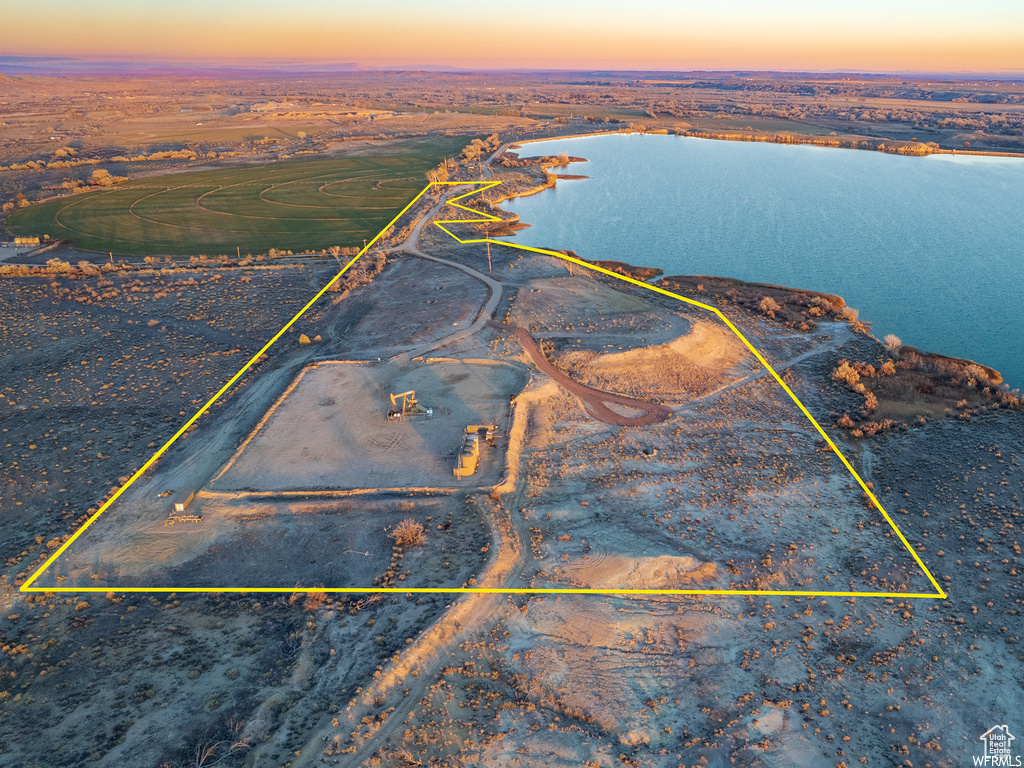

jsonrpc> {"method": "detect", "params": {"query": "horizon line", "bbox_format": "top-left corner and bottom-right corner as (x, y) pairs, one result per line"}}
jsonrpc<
(2, 56), (1024, 80)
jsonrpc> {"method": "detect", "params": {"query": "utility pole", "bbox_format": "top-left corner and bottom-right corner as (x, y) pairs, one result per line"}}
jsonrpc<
(486, 240), (492, 273)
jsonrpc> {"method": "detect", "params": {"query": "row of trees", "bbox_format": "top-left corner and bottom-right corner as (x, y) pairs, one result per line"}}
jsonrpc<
(460, 134), (502, 163)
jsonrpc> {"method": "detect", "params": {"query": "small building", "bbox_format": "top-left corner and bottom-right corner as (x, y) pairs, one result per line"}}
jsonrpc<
(164, 490), (202, 524)
(173, 491), (195, 514)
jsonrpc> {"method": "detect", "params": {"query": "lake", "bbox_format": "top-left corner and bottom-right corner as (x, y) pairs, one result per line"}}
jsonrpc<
(497, 133), (1024, 388)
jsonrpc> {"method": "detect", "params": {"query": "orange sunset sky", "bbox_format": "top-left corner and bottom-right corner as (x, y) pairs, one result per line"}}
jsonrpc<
(2, 0), (1022, 72)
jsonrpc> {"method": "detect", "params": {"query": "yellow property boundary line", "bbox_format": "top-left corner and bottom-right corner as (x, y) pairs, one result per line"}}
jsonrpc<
(21, 180), (946, 599)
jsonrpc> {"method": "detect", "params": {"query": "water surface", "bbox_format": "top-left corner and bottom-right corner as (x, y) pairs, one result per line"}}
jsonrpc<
(499, 134), (1024, 388)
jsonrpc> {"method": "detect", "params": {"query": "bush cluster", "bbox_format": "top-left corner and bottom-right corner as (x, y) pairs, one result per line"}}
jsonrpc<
(391, 518), (426, 549)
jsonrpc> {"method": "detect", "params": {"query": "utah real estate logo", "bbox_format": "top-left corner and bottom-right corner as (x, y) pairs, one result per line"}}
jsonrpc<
(976, 725), (1021, 767)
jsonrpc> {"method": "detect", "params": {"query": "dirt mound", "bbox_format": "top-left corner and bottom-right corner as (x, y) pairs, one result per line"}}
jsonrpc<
(562, 320), (749, 398)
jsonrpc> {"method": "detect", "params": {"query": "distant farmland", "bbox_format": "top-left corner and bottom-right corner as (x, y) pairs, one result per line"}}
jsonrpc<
(6, 138), (466, 256)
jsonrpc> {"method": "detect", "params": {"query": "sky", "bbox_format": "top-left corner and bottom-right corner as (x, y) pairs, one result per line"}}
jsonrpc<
(2, 0), (1023, 73)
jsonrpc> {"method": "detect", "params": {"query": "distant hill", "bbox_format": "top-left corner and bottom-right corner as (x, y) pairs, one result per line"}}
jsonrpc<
(0, 56), (366, 76)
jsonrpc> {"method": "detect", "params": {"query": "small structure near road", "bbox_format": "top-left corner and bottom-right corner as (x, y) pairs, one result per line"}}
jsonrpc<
(165, 490), (202, 525)
(465, 423), (498, 441)
(454, 423), (498, 478)
(173, 491), (195, 513)
(454, 433), (481, 478)
(165, 513), (202, 525)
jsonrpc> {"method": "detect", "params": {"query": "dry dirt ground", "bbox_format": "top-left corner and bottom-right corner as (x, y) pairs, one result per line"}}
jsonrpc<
(24, 251), (512, 592)
(319, 257), (488, 360)
(212, 360), (523, 493)
(1, 174), (1021, 768)
(294, 192), (1020, 768)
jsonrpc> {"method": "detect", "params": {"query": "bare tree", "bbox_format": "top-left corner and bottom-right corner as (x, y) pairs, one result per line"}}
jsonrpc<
(170, 719), (250, 768)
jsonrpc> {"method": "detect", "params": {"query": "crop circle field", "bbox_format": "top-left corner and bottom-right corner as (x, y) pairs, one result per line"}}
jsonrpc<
(7, 139), (465, 255)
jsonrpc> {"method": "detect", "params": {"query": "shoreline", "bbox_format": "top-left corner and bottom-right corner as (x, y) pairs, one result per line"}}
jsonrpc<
(511, 126), (1024, 160)
(479, 152), (589, 207)
(489, 144), (1012, 389)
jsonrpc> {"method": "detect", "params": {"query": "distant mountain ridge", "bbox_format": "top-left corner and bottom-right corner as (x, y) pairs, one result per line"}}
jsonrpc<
(0, 57), (367, 76)
(0, 57), (1020, 81)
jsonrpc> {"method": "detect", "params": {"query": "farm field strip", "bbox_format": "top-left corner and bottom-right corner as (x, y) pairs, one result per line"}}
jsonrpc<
(5, 138), (467, 254)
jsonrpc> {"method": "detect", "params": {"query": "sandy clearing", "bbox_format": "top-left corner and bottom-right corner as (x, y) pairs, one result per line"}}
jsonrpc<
(577, 319), (751, 397)
(213, 360), (525, 492)
(511, 275), (670, 329)
(553, 554), (718, 590)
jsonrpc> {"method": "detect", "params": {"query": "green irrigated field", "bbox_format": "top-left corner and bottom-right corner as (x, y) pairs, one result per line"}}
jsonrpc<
(6, 138), (465, 256)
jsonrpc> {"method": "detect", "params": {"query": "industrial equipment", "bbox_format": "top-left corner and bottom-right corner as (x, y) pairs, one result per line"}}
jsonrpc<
(388, 390), (430, 419)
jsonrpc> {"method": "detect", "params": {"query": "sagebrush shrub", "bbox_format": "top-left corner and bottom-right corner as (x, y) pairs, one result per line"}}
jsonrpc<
(392, 518), (426, 548)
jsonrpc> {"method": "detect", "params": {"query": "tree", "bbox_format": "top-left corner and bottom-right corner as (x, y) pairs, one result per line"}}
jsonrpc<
(862, 390), (878, 413)
(45, 258), (72, 273)
(461, 137), (492, 163)
(964, 364), (989, 387)
(425, 163), (449, 183)
(832, 361), (860, 388)
(759, 296), (782, 317)
(89, 169), (115, 186)
(883, 334), (902, 353)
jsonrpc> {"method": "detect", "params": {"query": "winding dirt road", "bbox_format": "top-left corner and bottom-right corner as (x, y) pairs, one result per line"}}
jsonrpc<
(487, 320), (673, 426)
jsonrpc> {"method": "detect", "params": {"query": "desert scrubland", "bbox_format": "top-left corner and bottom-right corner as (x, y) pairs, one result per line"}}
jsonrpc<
(0, 79), (1022, 767)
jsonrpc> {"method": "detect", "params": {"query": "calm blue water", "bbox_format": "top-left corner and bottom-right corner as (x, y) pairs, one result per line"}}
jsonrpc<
(498, 134), (1024, 388)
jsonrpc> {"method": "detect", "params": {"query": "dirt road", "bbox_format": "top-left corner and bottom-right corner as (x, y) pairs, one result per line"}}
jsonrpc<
(297, 152), (662, 767)
(387, 177), (504, 364)
(488, 320), (673, 426)
(291, 172), (528, 768)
